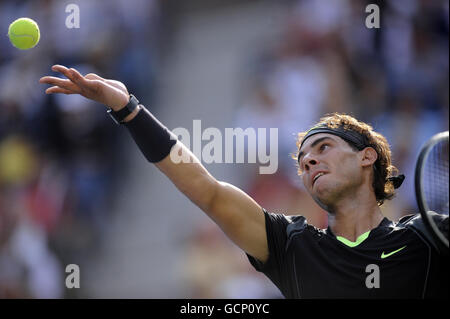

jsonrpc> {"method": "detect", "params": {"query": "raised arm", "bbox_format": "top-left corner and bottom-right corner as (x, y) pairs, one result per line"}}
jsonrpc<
(39, 65), (269, 262)
(155, 144), (268, 261)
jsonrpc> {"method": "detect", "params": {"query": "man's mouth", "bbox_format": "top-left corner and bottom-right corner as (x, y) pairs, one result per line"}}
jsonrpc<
(312, 172), (326, 186)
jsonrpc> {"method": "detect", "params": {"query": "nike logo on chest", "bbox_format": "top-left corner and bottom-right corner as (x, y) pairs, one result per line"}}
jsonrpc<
(381, 246), (407, 259)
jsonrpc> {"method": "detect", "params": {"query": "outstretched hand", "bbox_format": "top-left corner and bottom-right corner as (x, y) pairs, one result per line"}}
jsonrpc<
(39, 65), (130, 111)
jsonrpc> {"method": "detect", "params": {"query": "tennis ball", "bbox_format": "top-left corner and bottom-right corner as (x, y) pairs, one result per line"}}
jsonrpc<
(8, 18), (40, 50)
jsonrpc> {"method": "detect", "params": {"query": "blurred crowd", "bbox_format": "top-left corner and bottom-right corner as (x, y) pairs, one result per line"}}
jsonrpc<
(0, 0), (161, 298)
(0, 0), (448, 299)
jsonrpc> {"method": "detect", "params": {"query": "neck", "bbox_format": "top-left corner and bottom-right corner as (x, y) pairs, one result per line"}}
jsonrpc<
(327, 187), (384, 242)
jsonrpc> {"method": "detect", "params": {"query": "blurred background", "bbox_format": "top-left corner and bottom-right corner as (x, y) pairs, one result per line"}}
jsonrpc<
(0, 0), (448, 298)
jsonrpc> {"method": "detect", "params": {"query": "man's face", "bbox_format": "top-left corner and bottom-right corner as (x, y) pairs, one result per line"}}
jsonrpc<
(298, 133), (363, 210)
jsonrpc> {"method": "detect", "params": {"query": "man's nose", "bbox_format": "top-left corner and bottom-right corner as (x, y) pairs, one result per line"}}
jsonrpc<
(303, 153), (318, 172)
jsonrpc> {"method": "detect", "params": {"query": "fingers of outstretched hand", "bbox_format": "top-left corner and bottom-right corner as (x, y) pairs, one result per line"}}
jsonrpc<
(48, 65), (87, 87)
(51, 64), (70, 75)
(40, 65), (126, 107)
(69, 68), (88, 85)
(39, 76), (80, 93)
(45, 86), (76, 95)
(69, 69), (105, 98)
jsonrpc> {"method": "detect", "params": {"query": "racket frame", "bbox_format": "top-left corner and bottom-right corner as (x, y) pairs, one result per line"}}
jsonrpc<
(414, 131), (449, 249)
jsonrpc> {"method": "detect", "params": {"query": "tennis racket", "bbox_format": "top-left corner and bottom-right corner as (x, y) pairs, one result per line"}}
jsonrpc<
(415, 131), (449, 249)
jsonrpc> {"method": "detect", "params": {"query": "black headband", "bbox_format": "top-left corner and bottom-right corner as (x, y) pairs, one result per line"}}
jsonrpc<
(298, 124), (405, 189)
(299, 125), (368, 151)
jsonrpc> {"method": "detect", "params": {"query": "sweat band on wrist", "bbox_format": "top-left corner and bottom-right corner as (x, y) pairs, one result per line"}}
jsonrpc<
(124, 106), (178, 163)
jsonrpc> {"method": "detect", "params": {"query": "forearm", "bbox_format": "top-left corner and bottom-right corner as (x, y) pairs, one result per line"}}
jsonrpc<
(123, 105), (218, 211)
(155, 143), (219, 212)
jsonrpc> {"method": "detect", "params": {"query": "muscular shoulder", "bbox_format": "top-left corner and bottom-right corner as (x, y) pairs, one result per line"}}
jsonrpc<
(265, 210), (319, 239)
(396, 212), (448, 253)
(397, 212), (448, 230)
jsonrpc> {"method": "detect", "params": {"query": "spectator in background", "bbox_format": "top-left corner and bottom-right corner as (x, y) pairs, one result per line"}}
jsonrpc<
(182, 219), (282, 298)
(0, 136), (63, 298)
(0, 0), (162, 297)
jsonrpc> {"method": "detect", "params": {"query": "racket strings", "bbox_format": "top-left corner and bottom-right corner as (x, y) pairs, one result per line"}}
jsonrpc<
(422, 139), (449, 215)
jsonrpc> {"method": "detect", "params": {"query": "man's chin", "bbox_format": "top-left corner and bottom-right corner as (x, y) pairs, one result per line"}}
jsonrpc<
(312, 195), (331, 212)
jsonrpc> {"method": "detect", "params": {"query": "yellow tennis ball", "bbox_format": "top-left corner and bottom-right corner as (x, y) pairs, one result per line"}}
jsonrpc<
(8, 17), (40, 50)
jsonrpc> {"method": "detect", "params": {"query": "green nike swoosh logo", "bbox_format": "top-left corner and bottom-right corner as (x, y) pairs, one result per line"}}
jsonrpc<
(381, 246), (407, 259)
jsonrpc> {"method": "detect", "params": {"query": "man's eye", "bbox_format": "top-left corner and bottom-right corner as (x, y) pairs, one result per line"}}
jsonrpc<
(320, 144), (329, 151)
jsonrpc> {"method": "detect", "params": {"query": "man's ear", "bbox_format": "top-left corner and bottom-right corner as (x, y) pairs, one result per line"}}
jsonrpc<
(360, 147), (378, 167)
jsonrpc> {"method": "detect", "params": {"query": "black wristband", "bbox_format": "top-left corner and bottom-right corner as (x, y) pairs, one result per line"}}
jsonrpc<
(124, 106), (177, 163)
(107, 94), (140, 124)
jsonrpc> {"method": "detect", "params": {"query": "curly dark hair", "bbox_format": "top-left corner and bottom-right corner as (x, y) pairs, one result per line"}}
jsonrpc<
(293, 113), (399, 206)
